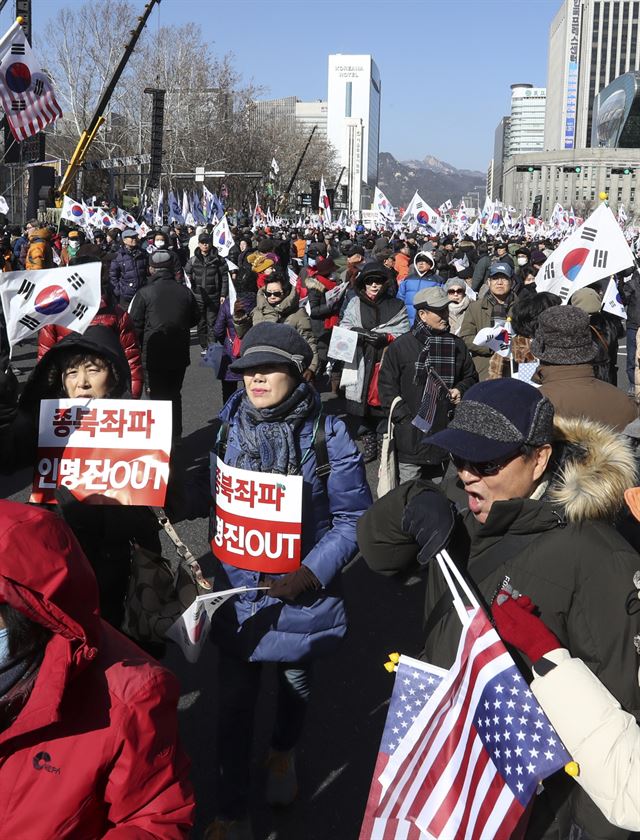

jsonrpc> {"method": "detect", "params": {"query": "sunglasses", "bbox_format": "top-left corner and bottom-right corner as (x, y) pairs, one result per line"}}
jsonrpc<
(451, 449), (522, 477)
(265, 290), (284, 298)
(447, 288), (464, 295)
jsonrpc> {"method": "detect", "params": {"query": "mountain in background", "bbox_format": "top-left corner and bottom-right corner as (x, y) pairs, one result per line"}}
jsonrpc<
(377, 152), (486, 208)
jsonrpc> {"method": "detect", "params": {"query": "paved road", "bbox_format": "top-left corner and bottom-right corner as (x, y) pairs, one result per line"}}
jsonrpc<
(1, 335), (426, 840)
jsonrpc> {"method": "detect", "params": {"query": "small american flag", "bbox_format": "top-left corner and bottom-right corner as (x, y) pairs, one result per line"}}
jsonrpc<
(360, 656), (445, 840)
(365, 610), (571, 840)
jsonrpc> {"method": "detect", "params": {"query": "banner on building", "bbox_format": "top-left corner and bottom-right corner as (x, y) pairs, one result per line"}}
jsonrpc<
(213, 459), (303, 574)
(30, 398), (172, 505)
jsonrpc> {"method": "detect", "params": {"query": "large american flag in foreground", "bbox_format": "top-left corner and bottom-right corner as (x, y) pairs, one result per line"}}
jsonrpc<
(361, 609), (571, 840)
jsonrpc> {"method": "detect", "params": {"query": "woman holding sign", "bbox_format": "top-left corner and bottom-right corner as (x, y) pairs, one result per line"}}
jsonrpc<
(202, 322), (372, 840)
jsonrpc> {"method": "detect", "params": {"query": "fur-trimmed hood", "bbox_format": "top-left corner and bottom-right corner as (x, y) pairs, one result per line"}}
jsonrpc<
(547, 415), (637, 522)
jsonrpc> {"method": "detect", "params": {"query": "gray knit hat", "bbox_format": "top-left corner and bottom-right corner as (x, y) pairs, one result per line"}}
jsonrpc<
(531, 305), (598, 365)
(444, 277), (467, 292)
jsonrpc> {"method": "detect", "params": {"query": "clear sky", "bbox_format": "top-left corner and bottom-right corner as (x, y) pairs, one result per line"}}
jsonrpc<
(21, 0), (560, 172)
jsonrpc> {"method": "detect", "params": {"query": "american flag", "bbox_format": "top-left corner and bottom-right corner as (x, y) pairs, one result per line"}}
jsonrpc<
(0, 20), (62, 141)
(360, 656), (445, 840)
(364, 610), (571, 840)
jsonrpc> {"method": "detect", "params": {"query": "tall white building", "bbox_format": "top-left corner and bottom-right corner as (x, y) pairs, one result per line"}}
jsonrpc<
(545, 0), (640, 150)
(508, 84), (547, 155)
(327, 54), (381, 202)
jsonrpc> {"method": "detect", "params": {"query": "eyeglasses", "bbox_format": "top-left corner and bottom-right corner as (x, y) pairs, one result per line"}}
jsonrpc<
(451, 450), (522, 477)
(447, 289), (464, 295)
(265, 290), (284, 298)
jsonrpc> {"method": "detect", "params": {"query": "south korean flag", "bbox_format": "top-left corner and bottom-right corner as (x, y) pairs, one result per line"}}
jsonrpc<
(535, 203), (635, 303)
(0, 262), (101, 349)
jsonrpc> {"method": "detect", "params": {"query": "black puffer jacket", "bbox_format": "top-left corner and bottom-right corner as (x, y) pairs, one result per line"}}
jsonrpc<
(184, 247), (229, 300)
(358, 415), (640, 840)
(129, 267), (199, 370)
(109, 245), (149, 300)
(617, 270), (640, 329)
(378, 329), (478, 464)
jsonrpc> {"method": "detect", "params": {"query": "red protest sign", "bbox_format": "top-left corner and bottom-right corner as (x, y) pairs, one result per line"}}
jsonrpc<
(30, 399), (172, 505)
(212, 460), (303, 574)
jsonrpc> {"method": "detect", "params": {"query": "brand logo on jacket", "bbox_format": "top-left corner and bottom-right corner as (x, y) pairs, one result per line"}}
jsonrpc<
(32, 751), (60, 775)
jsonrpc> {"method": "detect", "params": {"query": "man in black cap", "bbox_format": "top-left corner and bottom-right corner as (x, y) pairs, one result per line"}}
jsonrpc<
(109, 228), (149, 308)
(129, 250), (199, 441)
(358, 377), (640, 840)
(184, 233), (229, 350)
(532, 305), (636, 432)
(379, 286), (477, 482)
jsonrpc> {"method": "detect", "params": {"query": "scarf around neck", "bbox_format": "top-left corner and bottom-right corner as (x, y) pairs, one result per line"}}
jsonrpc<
(230, 382), (318, 475)
(412, 318), (457, 389)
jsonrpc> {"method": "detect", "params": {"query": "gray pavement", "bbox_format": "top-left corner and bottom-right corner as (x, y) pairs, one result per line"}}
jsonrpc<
(1, 335), (426, 840)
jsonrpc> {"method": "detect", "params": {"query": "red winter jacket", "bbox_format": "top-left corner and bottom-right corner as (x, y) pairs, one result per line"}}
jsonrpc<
(37, 296), (144, 398)
(0, 500), (195, 839)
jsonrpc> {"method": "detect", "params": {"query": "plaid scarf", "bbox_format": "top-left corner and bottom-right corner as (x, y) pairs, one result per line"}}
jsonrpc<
(412, 318), (457, 389)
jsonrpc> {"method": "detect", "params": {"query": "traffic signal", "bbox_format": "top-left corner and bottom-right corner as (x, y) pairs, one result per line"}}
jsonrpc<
(562, 166), (581, 173)
(611, 167), (634, 175)
(516, 165), (542, 172)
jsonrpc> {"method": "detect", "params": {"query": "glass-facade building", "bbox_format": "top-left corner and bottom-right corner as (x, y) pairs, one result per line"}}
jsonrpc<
(591, 71), (640, 145)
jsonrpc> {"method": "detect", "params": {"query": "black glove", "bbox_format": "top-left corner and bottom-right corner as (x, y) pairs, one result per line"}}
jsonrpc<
(267, 565), (321, 602)
(363, 331), (388, 349)
(402, 487), (456, 566)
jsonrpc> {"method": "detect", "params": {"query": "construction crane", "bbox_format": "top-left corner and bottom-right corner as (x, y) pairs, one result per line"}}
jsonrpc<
(56, 0), (160, 203)
(277, 125), (317, 215)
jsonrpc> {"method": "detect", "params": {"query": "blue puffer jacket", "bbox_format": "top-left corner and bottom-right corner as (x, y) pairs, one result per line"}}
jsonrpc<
(109, 246), (149, 301)
(211, 391), (372, 663)
(397, 270), (445, 323)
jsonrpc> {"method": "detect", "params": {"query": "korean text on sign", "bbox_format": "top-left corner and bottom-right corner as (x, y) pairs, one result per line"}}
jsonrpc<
(213, 459), (303, 574)
(30, 398), (173, 506)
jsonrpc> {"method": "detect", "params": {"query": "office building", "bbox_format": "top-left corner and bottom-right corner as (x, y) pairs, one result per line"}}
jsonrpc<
(508, 84), (547, 154)
(492, 117), (511, 200)
(327, 54), (381, 195)
(545, 0), (640, 150)
(251, 96), (328, 138)
(502, 147), (640, 217)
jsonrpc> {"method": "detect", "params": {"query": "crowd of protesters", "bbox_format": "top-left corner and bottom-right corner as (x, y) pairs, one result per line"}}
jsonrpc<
(1, 208), (640, 840)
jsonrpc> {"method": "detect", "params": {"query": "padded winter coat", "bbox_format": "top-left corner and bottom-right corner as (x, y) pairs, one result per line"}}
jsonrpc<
(187, 392), (372, 663)
(531, 649), (640, 832)
(37, 295), (144, 399)
(25, 228), (55, 271)
(184, 247), (229, 300)
(396, 268), (444, 323)
(358, 416), (640, 840)
(0, 500), (194, 838)
(109, 245), (149, 301)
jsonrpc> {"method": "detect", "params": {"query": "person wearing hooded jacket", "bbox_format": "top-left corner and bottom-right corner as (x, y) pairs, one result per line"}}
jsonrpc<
(396, 251), (444, 323)
(0, 325), (162, 632)
(170, 322), (371, 840)
(357, 378), (640, 840)
(129, 250), (199, 440)
(25, 225), (55, 270)
(37, 257), (144, 399)
(185, 233), (229, 349)
(0, 500), (194, 838)
(339, 263), (410, 462)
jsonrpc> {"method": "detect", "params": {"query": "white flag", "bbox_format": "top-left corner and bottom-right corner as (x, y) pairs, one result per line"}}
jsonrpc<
(270, 157), (280, 176)
(0, 194), (8, 215)
(181, 191), (190, 223)
(0, 262), (101, 348)
(319, 175), (332, 225)
(154, 189), (164, 226)
(535, 204), (635, 303)
(373, 187), (395, 223)
(212, 215), (234, 257)
(602, 276), (627, 318)
(60, 195), (87, 226)
(402, 190), (441, 231)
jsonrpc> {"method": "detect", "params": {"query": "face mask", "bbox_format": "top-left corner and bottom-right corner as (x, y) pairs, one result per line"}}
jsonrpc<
(0, 627), (10, 667)
(67, 242), (79, 256)
(517, 256), (528, 266)
(154, 240), (164, 249)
